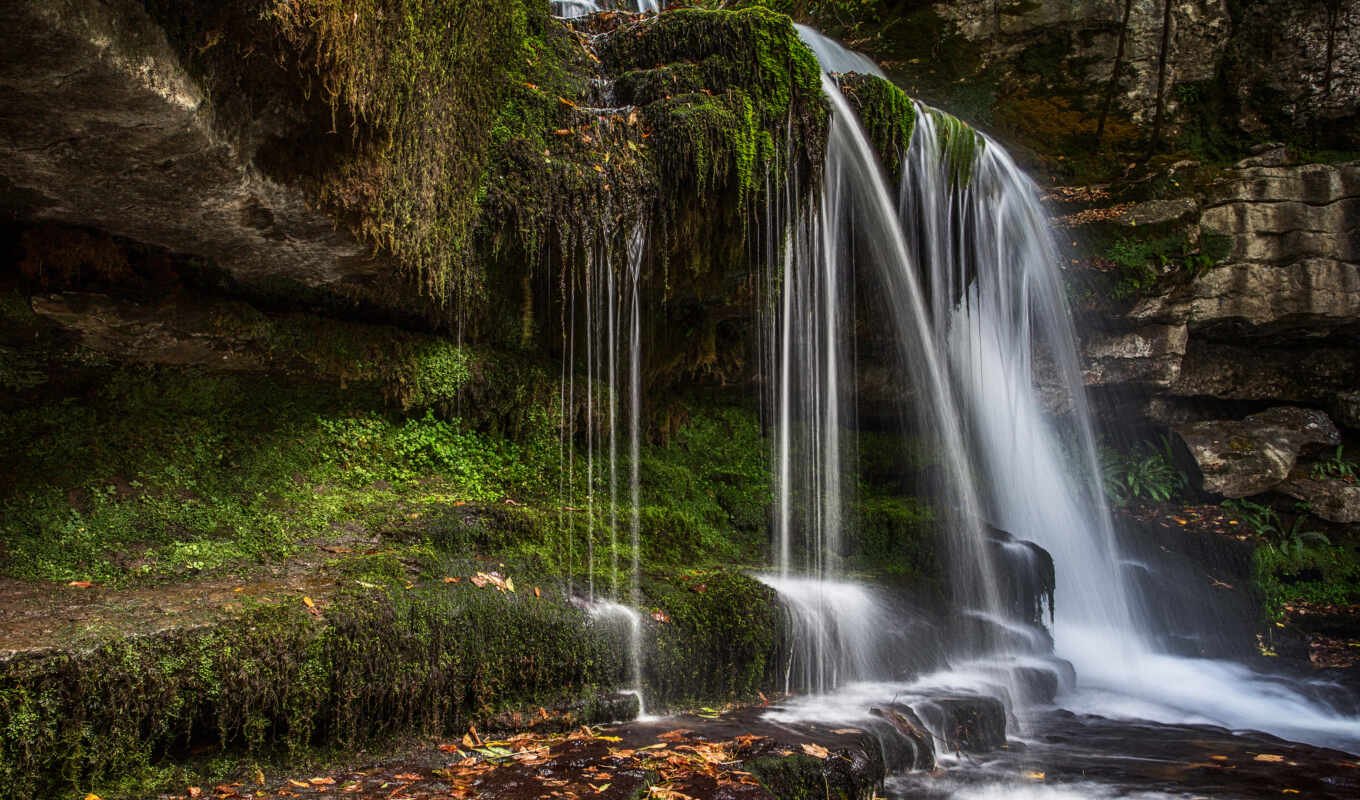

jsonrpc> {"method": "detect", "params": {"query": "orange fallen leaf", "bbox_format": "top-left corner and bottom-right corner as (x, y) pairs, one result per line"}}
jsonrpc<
(308, 777), (335, 785)
(392, 773), (422, 781)
(534, 586), (542, 598)
(1024, 771), (1046, 781)
(187, 788), (202, 798)
(1254, 753), (1285, 763)
(68, 581), (93, 589)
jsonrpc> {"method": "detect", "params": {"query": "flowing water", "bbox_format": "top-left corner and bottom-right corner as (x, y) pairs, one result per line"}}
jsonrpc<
(543, 7), (1359, 787)
(761, 22), (1360, 763)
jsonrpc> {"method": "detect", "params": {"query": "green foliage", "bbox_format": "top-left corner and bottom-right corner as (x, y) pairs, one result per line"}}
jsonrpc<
(638, 405), (771, 567)
(1253, 539), (1360, 621)
(1310, 446), (1358, 482)
(0, 367), (558, 585)
(1100, 438), (1186, 506)
(1104, 229), (1230, 300)
(1224, 499), (1331, 557)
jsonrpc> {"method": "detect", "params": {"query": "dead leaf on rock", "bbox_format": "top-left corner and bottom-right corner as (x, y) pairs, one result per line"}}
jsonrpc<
(800, 742), (830, 759)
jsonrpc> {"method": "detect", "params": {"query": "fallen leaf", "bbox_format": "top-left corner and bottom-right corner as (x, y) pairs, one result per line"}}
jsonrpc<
(187, 788), (202, 798)
(800, 742), (830, 759)
(534, 586), (542, 598)
(1024, 771), (1046, 781)
(308, 777), (335, 785)
(392, 773), (422, 781)
(68, 581), (93, 589)
(1254, 753), (1285, 763)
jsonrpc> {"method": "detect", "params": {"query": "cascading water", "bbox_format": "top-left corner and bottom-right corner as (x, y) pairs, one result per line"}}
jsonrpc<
(775, 23), (1360, 755)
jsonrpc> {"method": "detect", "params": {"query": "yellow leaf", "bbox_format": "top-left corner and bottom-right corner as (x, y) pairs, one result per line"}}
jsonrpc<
(85, 795), (102, 800)
(1024, 771), (1046, 781)
(596, 735), (622, 742)
(505, 577), (515, 592)
(800, 742), (830, 759)
(302, 596), (315, 609)
(1254, 753), (1285, 762)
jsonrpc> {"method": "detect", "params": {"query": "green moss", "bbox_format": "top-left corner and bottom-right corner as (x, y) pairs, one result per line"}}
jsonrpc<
(643, 570), (781, 707)
(851, 493), (937, 587)
(927, 108), (984, 188)
(0, 582), (625, 800)
(835, 72), (917, 182)
(600, 7), (829, 215)
(1100, 229), (1229, 300)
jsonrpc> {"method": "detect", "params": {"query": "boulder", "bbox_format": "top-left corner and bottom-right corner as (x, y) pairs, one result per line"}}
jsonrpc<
(1174, 407), (1341, 498)
(1279, 471), (1360, 524)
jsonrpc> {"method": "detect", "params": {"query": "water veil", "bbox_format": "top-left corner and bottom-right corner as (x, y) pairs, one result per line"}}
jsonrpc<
(768, 24), (1360, 754)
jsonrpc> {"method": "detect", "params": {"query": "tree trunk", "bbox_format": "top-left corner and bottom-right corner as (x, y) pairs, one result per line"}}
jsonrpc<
(1096, 0), (1137, 146)
(1147, 0), (1176, 155)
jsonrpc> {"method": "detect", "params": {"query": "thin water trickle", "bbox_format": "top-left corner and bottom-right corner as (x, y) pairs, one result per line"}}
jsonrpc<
(551, 1), (662, 20)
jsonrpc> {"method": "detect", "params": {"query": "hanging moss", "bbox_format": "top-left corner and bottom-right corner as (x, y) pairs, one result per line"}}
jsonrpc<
(267, 0), (545, 307)
(835, 72), (917, 183)
(600, 7), (830, 213)
(928, 108), (985, 188)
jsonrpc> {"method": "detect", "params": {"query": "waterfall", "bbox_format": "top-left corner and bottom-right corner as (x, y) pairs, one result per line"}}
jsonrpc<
(765, 26), (1017, 695)
(778, 24), (1360, 753)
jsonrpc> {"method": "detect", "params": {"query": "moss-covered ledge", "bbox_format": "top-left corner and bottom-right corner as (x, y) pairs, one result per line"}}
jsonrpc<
(0, 559), (787, 800)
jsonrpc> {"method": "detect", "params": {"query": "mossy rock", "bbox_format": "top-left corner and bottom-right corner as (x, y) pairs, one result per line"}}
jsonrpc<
(836, 72), (917, 183)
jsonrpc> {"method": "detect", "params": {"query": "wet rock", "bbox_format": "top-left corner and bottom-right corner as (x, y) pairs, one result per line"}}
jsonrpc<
(1200, 161), (1360, 267)
(869, 703), (936, 771)
(913, 694), (1007, 754)
(1083, 323), (1188, 388)
(1174, 407), (1342, 498)
(1279, 471), (1360, 524)
(936, 0), (1231, 126)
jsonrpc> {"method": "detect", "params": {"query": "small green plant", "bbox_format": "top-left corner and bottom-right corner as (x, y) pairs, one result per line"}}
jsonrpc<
(1223, 499), (1330, 557)
(1310, 445), (1358, 482)
(1100, 440), (1186, 506)
(1106, 230), (1230, 300)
